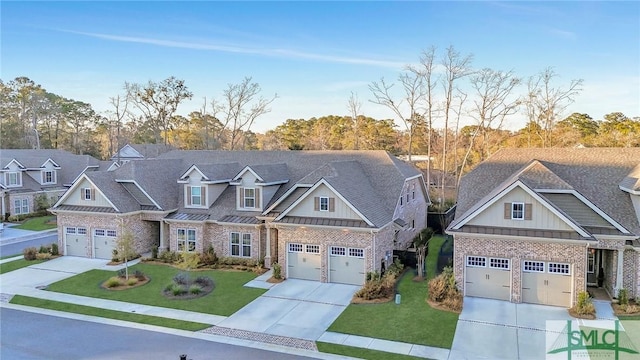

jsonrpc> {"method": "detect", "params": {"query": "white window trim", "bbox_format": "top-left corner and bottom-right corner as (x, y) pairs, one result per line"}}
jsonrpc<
(349, 248), (364, 258)
(42, 170), (56, 184)
(587, 252), (595, 274)
(7, 172), (21, 187)
(319, 196), (329, 212)
(306, 244), (320, 254)
(82, 188), (93, 201)
(548, 262), (571, 275)
(230, 232), (252, 257)
(190, 186), (204, 207)
(243, 188), (256, 209)
(523, 260), (545, 273)
(13, 198), (28, 215)
(511, 202), (525, 220)
(466, 256), (486, 267)
(489, 257), (510, 270)
(330, 246), (346, 256)
(177, 228), (197, 252)
(289, 243), (303, 252)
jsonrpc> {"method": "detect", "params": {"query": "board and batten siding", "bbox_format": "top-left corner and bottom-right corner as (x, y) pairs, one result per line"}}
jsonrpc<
(286, 183), (362, 220)
(466, 187), (573, 231)
(62, 178), (114, 208)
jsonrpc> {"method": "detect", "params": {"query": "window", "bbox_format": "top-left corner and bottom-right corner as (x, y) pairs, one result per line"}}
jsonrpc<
(77, 228), (87, 235)
(95, 229), (106, 236)
(331, 246), (346, 256)
(406, 193), (409, 202)
(244, 188), (255, 208)
(177, 228), (196, 252)
(400, 196), (403, 206)
(587, 252), (595, 273)
(66, 227), (76, 235)
(490, 258), (510, 270)
(466, 256), (486, 267)
(411, 219), (415, 229)
(106, 230), (117, 237)
(42, 170), (56, 184)
(319, 196), (329, 211)
(7, 172), (21, 187)
(289, 243), (303, 252)
(14, 198), (28, 215)
(548, 262), (570, 275)
(191, 186), (202, 206)
(511, 202), (524, 220)
(412, 190), (415, 200)
(306, 244), (320, 254)
(349, 248), (364, 258)
(82, 188), (94, 201)
(231, 232), (251, 257)
(523, 260), (545, 273)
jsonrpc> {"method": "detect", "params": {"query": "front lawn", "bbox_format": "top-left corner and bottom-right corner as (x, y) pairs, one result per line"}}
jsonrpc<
(327, 235), (458, 349)
(13, 216), (57, 231)
(11, 295), (211, 331)
(0, 258), (46, 274)
(317, 342), (425, 360)
(45, 263), (266, 316)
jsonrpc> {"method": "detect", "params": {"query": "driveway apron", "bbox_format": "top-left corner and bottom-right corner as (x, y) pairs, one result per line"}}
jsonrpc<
(217, 279), (359, 341)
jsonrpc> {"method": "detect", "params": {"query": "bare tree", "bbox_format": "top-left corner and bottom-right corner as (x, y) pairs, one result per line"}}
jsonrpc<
(108, 94), (130, 163)
(347, 92), (362, 150)
(126, 76), (193, 145)
(525, 67), (583, 147)
(369, 71), (425, 161)
(440, 46), (473, 205)
(215, 77), (277, 150)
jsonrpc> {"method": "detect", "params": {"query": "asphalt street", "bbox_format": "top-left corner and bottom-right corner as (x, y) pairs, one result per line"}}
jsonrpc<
(0, 308), (319, 360)
(0, 234), (57, 257)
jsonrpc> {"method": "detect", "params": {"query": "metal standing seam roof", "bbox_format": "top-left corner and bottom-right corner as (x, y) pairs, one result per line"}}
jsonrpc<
(165, 213), (210, 221)
(276, 216), (371, 228)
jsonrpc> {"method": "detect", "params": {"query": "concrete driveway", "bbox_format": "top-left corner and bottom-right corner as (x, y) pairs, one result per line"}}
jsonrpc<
(217, 279), (359, 341)
(449, 297), (575, 360)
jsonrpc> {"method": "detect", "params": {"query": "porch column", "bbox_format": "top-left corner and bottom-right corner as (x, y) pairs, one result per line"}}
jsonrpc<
(158, 221), (164, 250)
(264, 226), (272, 268)
(614, 248), (624, 297)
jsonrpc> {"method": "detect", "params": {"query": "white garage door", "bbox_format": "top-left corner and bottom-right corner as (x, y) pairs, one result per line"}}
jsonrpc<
(287, 243), (321, 281)
(329, 246), (365, 285)
(65, 227), (88, 257)
(522, 261), (572, 307)
(465, 256), (511, 301)
(94, 229), (117, 260)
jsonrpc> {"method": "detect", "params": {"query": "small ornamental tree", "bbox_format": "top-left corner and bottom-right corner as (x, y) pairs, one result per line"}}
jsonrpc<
(116, 229), (136, 280)
(414, 228), (434, 278)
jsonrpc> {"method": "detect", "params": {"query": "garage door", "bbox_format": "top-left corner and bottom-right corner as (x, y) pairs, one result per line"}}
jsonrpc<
(94, 229), (117, 260)
(287, 243), (321, 281)
(65, 227), (88, 257)
(465, 256), (511, 301)
(329, 246), (365, 285)
(522, 260), (572, 307)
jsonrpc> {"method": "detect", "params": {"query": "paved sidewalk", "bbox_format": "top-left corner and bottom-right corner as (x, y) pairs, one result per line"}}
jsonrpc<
(0, 256), (442, 359)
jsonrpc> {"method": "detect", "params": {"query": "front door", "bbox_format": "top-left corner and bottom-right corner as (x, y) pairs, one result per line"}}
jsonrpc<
(587, 250), (601, 286)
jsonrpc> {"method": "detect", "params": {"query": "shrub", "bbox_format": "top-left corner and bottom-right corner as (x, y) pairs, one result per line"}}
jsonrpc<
(126, 278), (138, 286)
(177, 252), (201, 271)
(35, 253), (51, 260)
(134, 270), (146, 281)
(366, 271), (381, 282)
(23, 247), (38, 261)
(106, 277), (121, 288)
(272, 262), (282, 279)
(194, 276), (213, 287)
(38, 245), (50, 254)
(573, 291), (596, 316)
(189, 285), (202, 295)
(159, 250), (180, 263)
(618, 288), (629, 306)
(171, 284), (186, 296)
(385, 259), (405, 278)
(111, 249), (119, 263)
(50, 243), (59, 256)
(173, 272), (190, 286)
(117, 268), (127, 278)
(355, 273), (396, 300)
(428, 266), (459, 304)
(151, 247), (158, 259)
(200, 244), (218, 266)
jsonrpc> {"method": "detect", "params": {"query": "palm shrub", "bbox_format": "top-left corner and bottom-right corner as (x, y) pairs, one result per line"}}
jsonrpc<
(272, 262), (282, 279)
(50, 243), (59, 256)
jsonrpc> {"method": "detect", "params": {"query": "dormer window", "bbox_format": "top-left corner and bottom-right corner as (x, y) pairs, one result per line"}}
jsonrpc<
(186, 186), (207, 208)
(81, 187), (95, 201)
(244, 188), (255, 208)
(191, 186), (202, 206)
(6, 172), (21, 187)
(238, 187), (261, 210)
(42, 170), (56, 184)
(319, 196), (329, 211)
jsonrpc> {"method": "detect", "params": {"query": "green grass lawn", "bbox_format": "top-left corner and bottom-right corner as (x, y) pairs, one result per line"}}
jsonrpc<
(0, 258), (46, 274)
(45, 263), (266, 316)
(317, 342), (426, 360)
(10, 295), (211, 331)
(13, 216), (57, 231)
(327, 235), (458, 349)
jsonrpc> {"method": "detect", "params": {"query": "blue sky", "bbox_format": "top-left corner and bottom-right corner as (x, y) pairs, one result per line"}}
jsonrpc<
(2, 1), (639, 133)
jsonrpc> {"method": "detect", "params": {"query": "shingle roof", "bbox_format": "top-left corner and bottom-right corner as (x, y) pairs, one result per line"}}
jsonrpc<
(620, 163), (640, 192)
(188, 162), (241, 182)
(246, 163), (288, 183)
(454, 148), (640, 235)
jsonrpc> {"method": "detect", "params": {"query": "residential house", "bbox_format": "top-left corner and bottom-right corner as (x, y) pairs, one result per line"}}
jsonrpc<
(51, 150), (430, 285)
(0, 149), (104, 219)
(447, 148), (640, 307)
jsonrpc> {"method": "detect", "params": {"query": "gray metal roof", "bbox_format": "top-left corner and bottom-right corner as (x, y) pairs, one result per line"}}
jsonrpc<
(276, 216), (371, 228)
(54, 205), (118, 213)
(165, 212), (210, 221)
(218, 215), (262, 224)
(453, 148), (640, 236)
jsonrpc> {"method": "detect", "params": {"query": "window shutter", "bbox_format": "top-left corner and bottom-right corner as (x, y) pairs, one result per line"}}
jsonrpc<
(80, 188), (84, 200)
(329, 197), (335, 212)
(524, 203), (532, 220)
(504, 203), (511, 219)
(202, 187), (207, 207)
(239, 187), (244, 207)
(90, 189), (95, 201)
(314, 197), (319, 211)
(41, 171), (45, 184)
(186, 186), (192, 206)
(255, 188), (261, 208)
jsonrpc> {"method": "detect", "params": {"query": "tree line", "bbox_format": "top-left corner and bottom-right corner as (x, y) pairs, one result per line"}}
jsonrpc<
(1, 46), (638, 202)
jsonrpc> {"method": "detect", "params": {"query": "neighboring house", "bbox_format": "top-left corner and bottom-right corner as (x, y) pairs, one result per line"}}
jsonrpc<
(51, 150), (430, 285)
(110, 143), (174, 164)
(447, 148), (640, 307)
(0, 149), (103, 219)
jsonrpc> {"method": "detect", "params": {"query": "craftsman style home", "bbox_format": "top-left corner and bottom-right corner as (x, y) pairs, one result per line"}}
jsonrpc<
(51, 150), (430, 285)
(0, 149), (104, 219)
(447, 148), (640, 307)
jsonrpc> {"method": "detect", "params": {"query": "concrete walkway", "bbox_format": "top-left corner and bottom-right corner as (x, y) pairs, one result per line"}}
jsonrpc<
(0, 256), (447, 359)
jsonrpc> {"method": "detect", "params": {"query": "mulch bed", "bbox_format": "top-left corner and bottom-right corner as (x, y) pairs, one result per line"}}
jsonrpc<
(426, 299), (462, 314)
(162, 284), (214, 300)
(567, 307), (596, 319)
(351, 295), (394, 304)
(266, 277), (284, 284)
(101, 276), (150, 291)
(611, 302), (640, 317)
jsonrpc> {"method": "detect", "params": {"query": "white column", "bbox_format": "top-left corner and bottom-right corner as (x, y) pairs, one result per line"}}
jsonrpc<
(264, 226), (272, 268)
(159, 221), (165, 250)
(614, 249), (624, 296)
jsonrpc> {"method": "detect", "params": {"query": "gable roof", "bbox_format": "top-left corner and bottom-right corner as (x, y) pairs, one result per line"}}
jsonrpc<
(180, 162), (241, 182)
(111, 143), (174, 161)
(453, 148), (640, 236)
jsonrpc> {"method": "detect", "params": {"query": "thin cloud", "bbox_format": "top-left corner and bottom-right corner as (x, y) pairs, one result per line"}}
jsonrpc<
(61, 30), (408, 69)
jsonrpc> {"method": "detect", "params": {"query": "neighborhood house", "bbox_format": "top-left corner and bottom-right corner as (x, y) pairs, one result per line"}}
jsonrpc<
(51, 150), (430, 286)
(448, 148), (640, 307)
